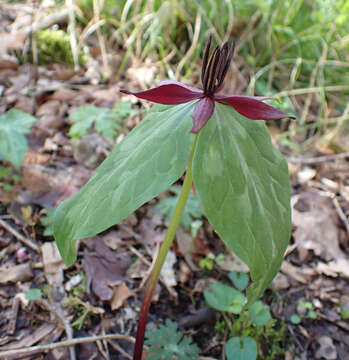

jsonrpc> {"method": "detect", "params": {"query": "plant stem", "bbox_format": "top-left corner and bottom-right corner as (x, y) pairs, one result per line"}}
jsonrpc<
(133, 134), (199, 360)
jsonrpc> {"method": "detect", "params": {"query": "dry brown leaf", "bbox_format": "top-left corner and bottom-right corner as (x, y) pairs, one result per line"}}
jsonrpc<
(0, 323), (56, 351)
(316, 259), (349, 278)
(175, 226), (199, 271)
(315, 336), (337, 359)
(110, 282), (133, 311)
(0, 263), (33, 283)
(41, 242), (65, 286)
(281, 261), (316, 284)
(83, 238), (130, 301)
(292, 191), (342, 261)
(160, 250), (177, 287)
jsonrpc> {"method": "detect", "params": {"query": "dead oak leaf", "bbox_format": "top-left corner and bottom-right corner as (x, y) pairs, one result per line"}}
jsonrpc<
(83, 237), (130, 301)
(292, 191), (342, 262)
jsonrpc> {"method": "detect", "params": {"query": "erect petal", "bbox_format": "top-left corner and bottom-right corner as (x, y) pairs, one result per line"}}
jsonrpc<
(214, 94), (296, 121)
(120, 80), (203, 105)
(190, 97), (215, 133)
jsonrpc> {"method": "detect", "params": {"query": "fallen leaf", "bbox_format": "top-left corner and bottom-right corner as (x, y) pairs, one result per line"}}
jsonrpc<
(270, 272), (290, 290)
(315, 336), (337, 359)
(41, 242), (65, 286)
(316, 258), (349, 278)
(292, 192), (342, 261)
(110, 282), (133, 310)
(176, 225), (199, 271)
(281, 261), (316, 284)
(160, 250), (177, 287)
(83, 237), (129, 301)
(0, 263), (33, 283)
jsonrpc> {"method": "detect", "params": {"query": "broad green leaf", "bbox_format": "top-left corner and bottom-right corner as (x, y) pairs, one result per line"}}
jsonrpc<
(0, 109), (36, 167)
(228, 271), (249, 291)
(204, 283), (247, 314)
(226, 336), (257, 360)
(54, 102), (196, 266)
(248, 300), (271, 326)
(193, 103), (291, 304)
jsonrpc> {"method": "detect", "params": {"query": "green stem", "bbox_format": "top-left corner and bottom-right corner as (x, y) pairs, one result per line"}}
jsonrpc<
(133, 134), (199, 360)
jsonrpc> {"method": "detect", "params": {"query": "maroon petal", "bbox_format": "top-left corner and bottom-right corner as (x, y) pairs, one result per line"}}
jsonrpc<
(190, 97), (215, 133)
(214, 94), (296, 120)
(120, 80), (203, 105)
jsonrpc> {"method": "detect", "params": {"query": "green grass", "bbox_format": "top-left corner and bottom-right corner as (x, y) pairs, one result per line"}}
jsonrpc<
(68, 0), (349, 151)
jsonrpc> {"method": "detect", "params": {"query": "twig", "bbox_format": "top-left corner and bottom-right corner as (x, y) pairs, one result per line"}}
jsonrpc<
(7, 296), (20, 335)
(287, 151), (349, 165)
(0, 334), (135, 358)
(119, 223), (142, 241)
(332, 197), (349, 234)
(274, 84), (349, 98)
(0, 219), (40, 253)
(54, 297), (76, 360)
(107, 339), (132, 360)
(66, 0), (79, 71)
(93, 0), (110, 77)
(24, 10), (69, 35)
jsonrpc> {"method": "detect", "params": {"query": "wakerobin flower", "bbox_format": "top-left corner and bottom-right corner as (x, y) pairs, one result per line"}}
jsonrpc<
(121, 37), (295, 133)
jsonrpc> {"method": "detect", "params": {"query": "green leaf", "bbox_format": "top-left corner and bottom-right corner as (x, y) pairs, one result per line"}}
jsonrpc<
(193, 103), (291, 304)
(0, 109), (36, 167)
(54, 102), (196, 266)
(290, 314), (301, 324)
(69, 104), (124, 139)
(248, 300), (271, 326)
(226, 336), (257, 360)
(25, 288), (43, 301)
(228, 271), (249, 291)
(145, 319), (199, 360)
(204, 283), (247, 314)
(155, 185), (204, 230)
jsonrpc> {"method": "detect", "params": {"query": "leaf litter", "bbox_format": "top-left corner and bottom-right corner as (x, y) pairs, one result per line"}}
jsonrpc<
(0, 2), (348, 359)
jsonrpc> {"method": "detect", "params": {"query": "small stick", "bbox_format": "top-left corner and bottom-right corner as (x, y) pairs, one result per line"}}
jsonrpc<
(107, 340), (132, 360)
(287, 151), (349, 165)
(0, 219), (40, 253)
(332, 197), (349, 234)
(0, 334), (135, 358)
(7, 296), (20, 335)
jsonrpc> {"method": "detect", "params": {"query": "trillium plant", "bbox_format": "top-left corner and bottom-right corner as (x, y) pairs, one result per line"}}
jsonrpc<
(53, 37), (294, 360)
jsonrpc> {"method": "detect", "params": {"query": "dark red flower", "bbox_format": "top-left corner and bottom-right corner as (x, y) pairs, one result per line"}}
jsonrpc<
(121, 37), (295, 133)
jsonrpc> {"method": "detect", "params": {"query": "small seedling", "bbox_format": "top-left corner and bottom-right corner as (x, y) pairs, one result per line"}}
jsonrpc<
(40, 208), (55, 237)
(199, 252), (224, 270)
(204, 271), (281, 360)
(291, 300), (318, 324)
(25, 288), (43, 301)
(155, 185), (204, 230)
(226, 336), (257, 360)
(0, 109), (36, 167)
(145, 319), (199, 360)
(68, 101), (139, 140)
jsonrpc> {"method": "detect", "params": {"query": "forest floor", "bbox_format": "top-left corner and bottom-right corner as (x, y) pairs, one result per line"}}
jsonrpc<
(0, 2), (349, 360)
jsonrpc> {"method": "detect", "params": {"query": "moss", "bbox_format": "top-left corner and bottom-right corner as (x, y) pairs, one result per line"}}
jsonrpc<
(35, 29), (85, 67)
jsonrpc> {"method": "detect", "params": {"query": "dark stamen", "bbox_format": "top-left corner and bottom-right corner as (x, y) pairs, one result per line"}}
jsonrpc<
(203, 46), (219, 94)
(218, 41), (235, 90)
(201, 36), (212, 85)
(206, 47), (221, 95)
(201, 38), (235, 96)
